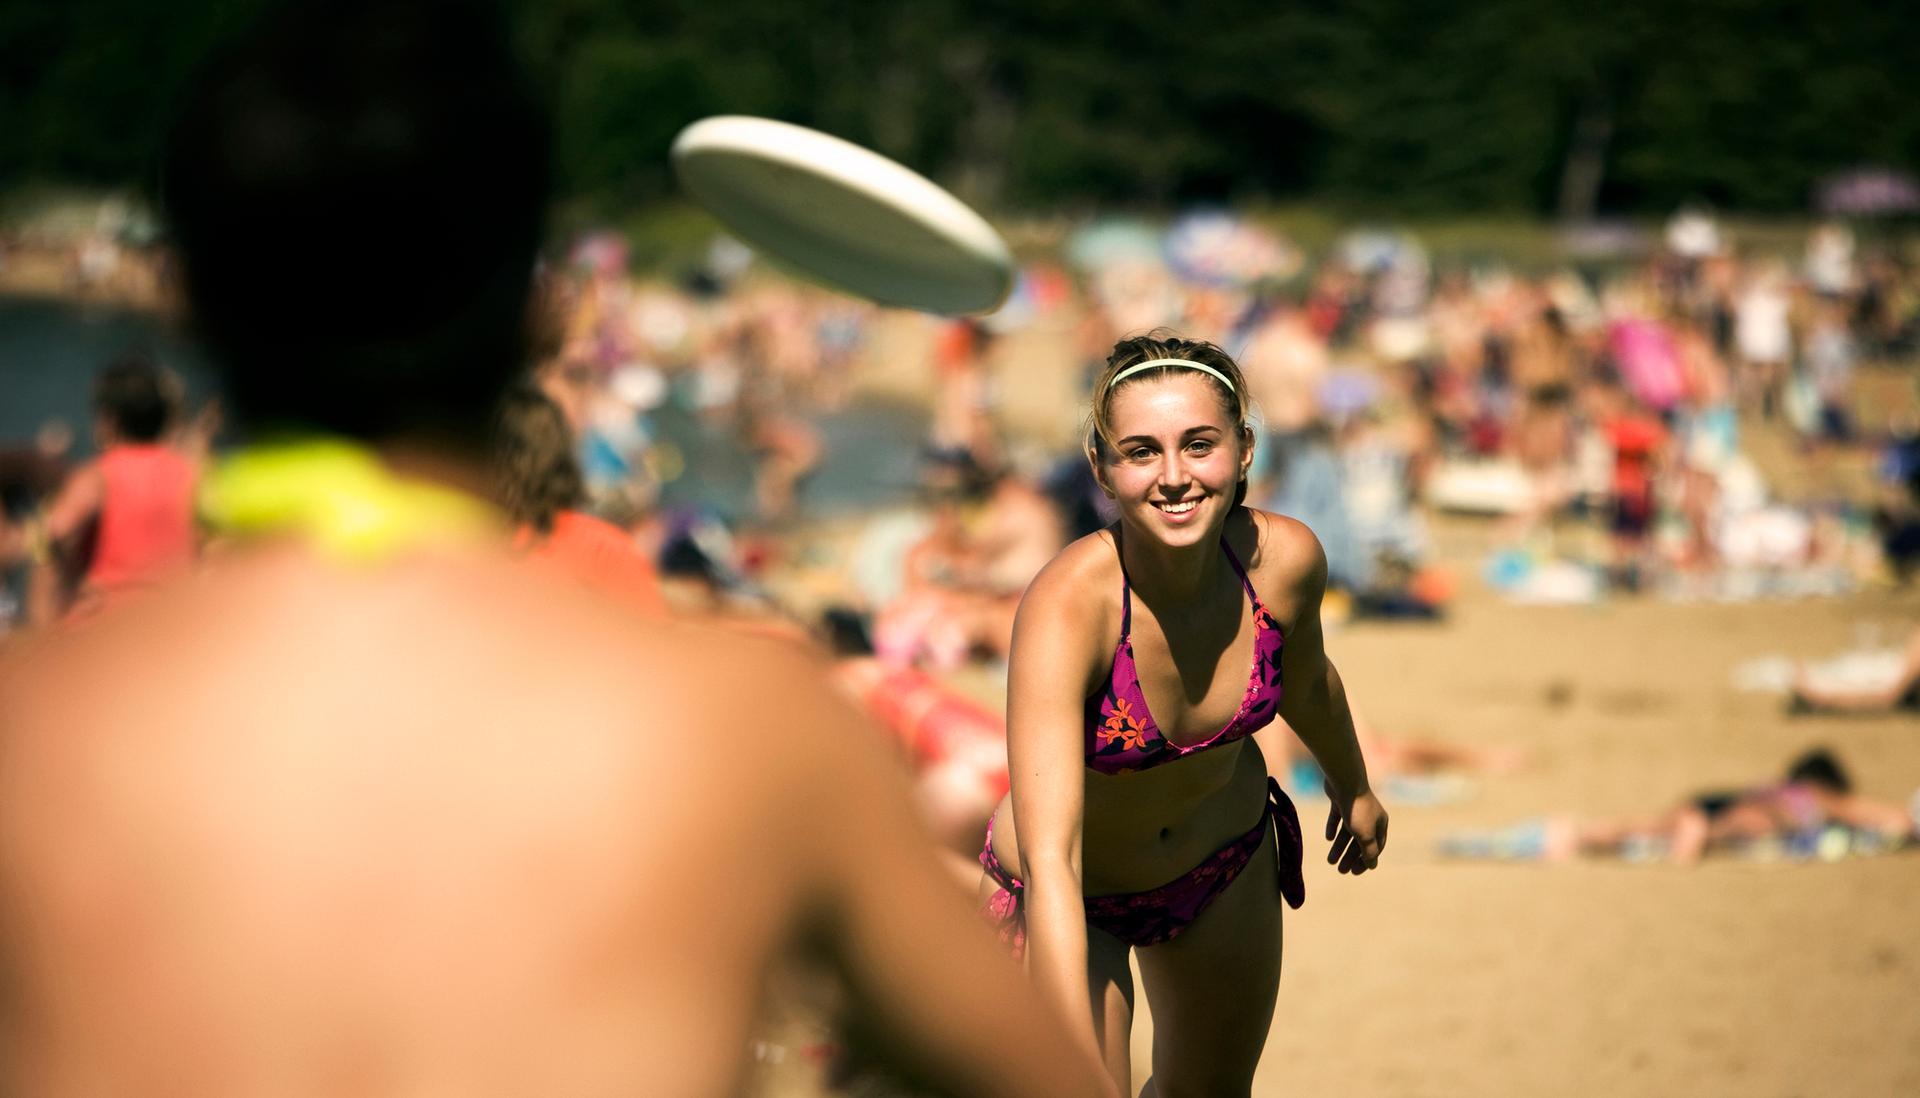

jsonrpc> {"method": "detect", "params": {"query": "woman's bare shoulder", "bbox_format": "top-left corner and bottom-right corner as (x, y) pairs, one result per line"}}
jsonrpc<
(1018, 529), (1121, 625)
(1237, 508), (1327, 593)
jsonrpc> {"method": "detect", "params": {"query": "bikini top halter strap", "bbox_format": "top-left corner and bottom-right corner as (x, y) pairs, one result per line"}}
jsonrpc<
(1114, 526), (1259, 644)
(1219, 536), (1260, 603)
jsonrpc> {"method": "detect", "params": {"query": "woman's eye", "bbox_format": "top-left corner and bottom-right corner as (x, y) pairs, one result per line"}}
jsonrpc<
(1187, 441), (1213, 454)
(1127, 448), (1153, 462)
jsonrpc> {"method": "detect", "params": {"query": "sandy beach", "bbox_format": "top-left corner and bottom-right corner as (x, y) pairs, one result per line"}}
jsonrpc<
(1251, 578), (1920, 1098)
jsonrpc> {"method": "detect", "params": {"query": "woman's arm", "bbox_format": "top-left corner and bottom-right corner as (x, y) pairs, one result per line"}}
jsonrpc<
(1249, 719), (1305, 788)
(1264, 514), (1387, 875)
(1003, 554), (1103, 1054)
(1820, 792), (1918, 841)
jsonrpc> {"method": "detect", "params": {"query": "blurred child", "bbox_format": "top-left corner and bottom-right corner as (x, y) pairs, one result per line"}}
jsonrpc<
(0, 354), (198, 621)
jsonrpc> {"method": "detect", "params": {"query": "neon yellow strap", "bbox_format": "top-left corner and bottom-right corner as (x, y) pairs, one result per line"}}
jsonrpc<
(198, 438), (498, 563)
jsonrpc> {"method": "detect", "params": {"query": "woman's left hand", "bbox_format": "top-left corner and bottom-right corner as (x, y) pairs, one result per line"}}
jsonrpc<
(1324, 784), (1388, 876)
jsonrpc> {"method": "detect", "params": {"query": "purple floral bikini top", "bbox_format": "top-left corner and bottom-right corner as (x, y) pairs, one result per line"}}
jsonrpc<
(1086, 538), (1285, 775)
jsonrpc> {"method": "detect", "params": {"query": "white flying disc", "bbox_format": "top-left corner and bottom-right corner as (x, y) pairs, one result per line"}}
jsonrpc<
(671, 116), (1015, 316)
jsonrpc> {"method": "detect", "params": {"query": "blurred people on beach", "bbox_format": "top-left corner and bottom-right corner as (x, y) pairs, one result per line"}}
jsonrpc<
(872, 450), (1067, 669)
(295, 194), (1918, 624)
(492, 385), (668, 617)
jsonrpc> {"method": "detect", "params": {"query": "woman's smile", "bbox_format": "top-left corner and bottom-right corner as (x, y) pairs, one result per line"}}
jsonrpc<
(1152, 495), (1205, 521)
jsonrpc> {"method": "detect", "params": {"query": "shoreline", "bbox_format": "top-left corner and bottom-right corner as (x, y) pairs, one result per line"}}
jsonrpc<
(0, 245), (174, 315)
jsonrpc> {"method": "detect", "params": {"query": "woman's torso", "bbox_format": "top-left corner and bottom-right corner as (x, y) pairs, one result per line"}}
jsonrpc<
(990, 511), (1289, 894)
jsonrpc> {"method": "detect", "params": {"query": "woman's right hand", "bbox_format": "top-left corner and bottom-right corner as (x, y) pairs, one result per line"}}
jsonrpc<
(1324, 781), (1387, 875)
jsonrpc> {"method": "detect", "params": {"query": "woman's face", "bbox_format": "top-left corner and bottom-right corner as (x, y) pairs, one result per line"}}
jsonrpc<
(1096, 373), (1251, 548)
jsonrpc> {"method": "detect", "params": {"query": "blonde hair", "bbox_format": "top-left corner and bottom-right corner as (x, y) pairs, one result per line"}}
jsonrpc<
(1085, 331), (1251, 456)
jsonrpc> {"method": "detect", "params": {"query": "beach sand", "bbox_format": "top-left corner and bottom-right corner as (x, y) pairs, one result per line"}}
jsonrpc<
(1246, 579), (1920, 1098)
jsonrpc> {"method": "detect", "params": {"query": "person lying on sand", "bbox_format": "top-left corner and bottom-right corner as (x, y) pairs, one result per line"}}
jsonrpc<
(1442, 748), (1917, 865)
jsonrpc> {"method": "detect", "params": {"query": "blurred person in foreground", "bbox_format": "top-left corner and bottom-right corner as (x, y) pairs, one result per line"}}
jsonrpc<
(0, 353), (200, 624)
(0, 4), (1111, 1096)
(978, 333), (1386, 1094)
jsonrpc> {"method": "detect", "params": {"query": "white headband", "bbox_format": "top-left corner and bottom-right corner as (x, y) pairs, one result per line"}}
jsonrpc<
(1105, 357), (1237, 394)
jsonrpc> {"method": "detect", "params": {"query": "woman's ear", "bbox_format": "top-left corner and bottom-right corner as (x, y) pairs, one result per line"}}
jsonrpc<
(1239, 425), (1255, 481)
(1086, 448), (1115, 498)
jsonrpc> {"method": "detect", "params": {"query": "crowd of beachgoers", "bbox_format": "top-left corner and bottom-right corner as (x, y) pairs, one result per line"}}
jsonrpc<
(6, 207), (1919, 881)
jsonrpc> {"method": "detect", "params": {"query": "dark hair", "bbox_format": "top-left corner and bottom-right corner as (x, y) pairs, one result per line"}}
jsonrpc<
(160, 0), (550, 450)
(92, 353), (180, 443)
(490, 386), (582, 535)
(660, 535), (721, 583)
(1529, 382), (1574, 409)
(820, 607), (876, 656)
(1085, 331), (1253, 507)
(1785, 747), (1851, 794)
(922, 446), (1000, 502)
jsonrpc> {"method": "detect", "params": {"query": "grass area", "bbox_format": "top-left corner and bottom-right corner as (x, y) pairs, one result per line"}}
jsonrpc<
(12, 182), (1918, 283)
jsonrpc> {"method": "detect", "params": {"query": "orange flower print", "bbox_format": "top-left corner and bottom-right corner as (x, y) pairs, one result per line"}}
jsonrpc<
(1098, 698), (1148, 752)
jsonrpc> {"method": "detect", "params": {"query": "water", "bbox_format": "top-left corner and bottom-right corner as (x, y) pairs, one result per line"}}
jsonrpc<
(0, 295), (929, 519)
(0, 297), (217, 456)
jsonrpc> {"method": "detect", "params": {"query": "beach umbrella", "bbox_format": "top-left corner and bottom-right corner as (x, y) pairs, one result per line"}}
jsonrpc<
(1335, 228), (1425, 275)
(1163, 210), (1302, 288)
(1064, 218), (1162, 271)
(1815, 168), (1920, 218)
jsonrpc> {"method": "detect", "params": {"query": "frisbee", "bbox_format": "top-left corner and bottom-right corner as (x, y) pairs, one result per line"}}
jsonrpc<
(670, 116), (1015, 316)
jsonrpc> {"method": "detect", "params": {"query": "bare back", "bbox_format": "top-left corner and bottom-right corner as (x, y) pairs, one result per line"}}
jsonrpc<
(0, 547), (1108, 1097)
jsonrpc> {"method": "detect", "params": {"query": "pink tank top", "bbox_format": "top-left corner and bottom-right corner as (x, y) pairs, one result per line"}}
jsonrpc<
(86, 444), (198, 592)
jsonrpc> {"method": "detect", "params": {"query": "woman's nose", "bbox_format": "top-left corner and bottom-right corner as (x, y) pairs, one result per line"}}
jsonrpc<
(1156, 453), (1191, 489)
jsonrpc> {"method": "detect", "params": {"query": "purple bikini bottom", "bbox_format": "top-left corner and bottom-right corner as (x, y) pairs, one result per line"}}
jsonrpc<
(979, 779), (1305, 957)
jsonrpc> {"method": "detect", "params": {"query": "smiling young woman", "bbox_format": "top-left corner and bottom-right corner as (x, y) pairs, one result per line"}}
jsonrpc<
(977, 332), (1389, 1096)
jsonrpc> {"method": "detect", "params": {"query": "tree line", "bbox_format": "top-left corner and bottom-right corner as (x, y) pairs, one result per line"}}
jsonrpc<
(4, 0), (1915, 220)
